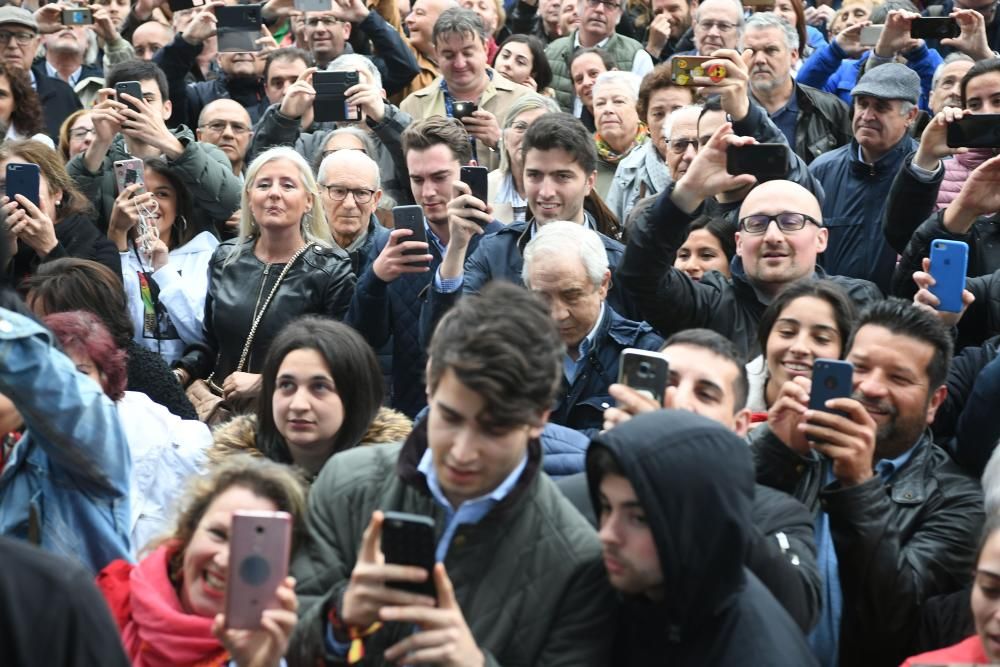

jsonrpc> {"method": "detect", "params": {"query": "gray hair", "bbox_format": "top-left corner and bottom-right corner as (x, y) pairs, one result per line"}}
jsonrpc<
(931, 52), (974, 90)
(984, 444), (1000, 515)
(662, 103), (703, 141)
(433, 7), (489, 47)
(227, 147), (333, 265)
(592, 70), (641, 102)
(312, 126), (378, 173)
(522, 220), (609, 289)
(745, 11), (799, 52)
(898, 100), (916, 117)
(317, 147), (382, 190)
(693, 0), (745, 36)
(327, 53), (382, 91)
(498, 93), (560, 175)
(871, 0), (919, 24)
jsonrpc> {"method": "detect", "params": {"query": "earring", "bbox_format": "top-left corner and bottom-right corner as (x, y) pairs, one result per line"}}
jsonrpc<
(178, 215), (188, 232)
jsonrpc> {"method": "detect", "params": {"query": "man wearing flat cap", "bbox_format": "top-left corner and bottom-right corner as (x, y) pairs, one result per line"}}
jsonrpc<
(807, 62), (921, 293)
(0, 6), (81, 139)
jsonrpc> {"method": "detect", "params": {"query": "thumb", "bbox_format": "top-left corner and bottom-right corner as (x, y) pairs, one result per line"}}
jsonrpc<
(359, 510), (384, 564)
(434, 563), (458, 610)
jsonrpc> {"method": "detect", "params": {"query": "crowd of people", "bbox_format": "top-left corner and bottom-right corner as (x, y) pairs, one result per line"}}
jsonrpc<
(2, 0), (1000, 663)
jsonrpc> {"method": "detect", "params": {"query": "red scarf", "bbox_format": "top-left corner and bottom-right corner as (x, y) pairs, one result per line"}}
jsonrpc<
(96, 544), (229, 667)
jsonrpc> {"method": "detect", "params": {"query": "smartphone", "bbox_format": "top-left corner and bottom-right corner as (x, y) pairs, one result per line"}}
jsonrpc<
(618, 349), (669, 404)
(726, 143), (789, 180)
(929, 239), (969, 313)
(5, 163), (39, 208)
(910, 16), (960, 39)
(293, 0), (330, 10)
(393, 204), (429, 263)
(859, 25), (884, 46)
(113, 157), (145, 195)
(452, 101), (478, 120)
(61, 7), (93, 24)
(381, 511), (436, 598)
(460, 166), (489, 203)
(167, 0), (206, 11)
(313, 70), (360, 123)
(115, 80), (144, 115)
(947, 114), (1000, 148)
(223, 511), (292, 630)
(669, 55), (726, 86)
(808, 359), (853, 417)
(216, 4), (262, 53)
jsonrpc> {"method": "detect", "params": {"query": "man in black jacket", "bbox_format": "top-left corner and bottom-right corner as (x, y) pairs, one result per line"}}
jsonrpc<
(751, 298), (984, 667)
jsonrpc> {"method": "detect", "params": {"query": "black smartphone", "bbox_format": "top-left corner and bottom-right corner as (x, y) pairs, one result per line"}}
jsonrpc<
(216, 4), (262, 52)
(393, 204), (429, 265)
(726, 143), (789, 180)
(911, 16), (960, 39)
(460, 165), (489, 203)
(381, 511), (436, 598)
(61, 7), (93, 24)
(452, 101), (478, 119)
(167, 0), (206, 11)
(617, 349), (669, 404)
(115, 80), (144, 114)
(947, 114), (1000, 148)
(808, 359), (853, 417)
(313, 70), (360, 123)
(6, 163), (40, 208)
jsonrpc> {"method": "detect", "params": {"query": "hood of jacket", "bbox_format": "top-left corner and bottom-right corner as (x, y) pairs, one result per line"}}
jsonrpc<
(585, 410), (753, 636)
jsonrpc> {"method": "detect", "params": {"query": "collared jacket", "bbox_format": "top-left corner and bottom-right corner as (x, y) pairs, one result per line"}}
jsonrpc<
(751, 425), (984, 667)
(808, 134), (917, 293)
(552, 304), (663, 435)
(619, 183), (882, 359)
(0, 309), (131, 573)
(287, 420), (616, 666)
(34, 70), (83, 140)
(399, 70), (533, 171)
(792, 82), (853, 165)
(605, 139), (669, 226)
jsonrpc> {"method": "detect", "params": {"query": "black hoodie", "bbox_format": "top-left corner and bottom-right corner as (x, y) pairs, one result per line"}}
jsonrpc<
(586, 410), (818, 666)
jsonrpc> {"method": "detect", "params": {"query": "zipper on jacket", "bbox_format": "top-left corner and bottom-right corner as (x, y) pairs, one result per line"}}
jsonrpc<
(251, 263), (272, 322)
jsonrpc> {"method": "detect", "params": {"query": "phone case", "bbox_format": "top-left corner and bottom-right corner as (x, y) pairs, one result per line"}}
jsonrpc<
(61, 8), (93, 24)
(669, 56), (726, 86)
(216, 5), (262, 52)
(808, 359), (853, 415)
(725, 143), (788, 179)
(947, 114), (1000, 148)
(460, 166), (489, 203)
(113, 158), (145, 195)
(929, 239), (969, 313)
(224, 511), (292, 630)
(393, 205), (428, 262)
(618, 349), (669, 403)
(115, 81), (143, 114)
(381, 511), (436, 598)
(313, 71), (360, 123)
(6, 163), (39, 208)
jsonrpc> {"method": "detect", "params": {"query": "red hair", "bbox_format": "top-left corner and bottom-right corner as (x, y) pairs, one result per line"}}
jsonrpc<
(43, 310), (128, 401)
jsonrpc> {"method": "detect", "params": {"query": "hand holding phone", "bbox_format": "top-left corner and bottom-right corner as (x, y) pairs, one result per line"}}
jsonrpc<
(459, 166), (489, 203)
(313, 70), (360, 123)
(5, 163), (40, 208)
(115, 80), (144, 115)
(452, 101), (478, 119)
(726, 143), (789, 180)
(392, 205), (429, 264)
(223, 511), (292, 630)
(61, 7), (93, 24)
(670, 55), (727, 86)
(910, 16), (960, 39)
(216, 4), (262, 52)
(618, 349), (669, 404)
(928, 239), (969, 313)
(808, 359), (853, 417)
(947, 114), (1000, 148)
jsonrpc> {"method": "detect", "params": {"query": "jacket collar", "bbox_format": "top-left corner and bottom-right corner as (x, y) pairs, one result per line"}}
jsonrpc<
(848, 134), (915, 177)
(882, 430), (934, 505)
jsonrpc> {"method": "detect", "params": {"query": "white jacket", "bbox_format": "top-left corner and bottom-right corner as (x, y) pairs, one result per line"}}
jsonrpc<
(121, 231), (218, 364)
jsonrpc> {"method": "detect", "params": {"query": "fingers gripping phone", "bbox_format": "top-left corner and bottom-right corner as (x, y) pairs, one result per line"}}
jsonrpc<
(224, 511), (293, 630)
(808, 359), (854, 417)
(726, 143), (789, 181)
(393, 204), (429, 266)
(381, 511), (437, 598)
(452, 101), (478, 119)
(946, 114), (1000, 148)
(460, 165), (489, 204)
(114, 158), (146, 195)
(5, 163), (40, 208)
(61, 7), (93, 24)
(313, 70), (361, 123)
(115, 80), (144, 115)
(929, 239), (969, 313)
(618, 349), (669, 404)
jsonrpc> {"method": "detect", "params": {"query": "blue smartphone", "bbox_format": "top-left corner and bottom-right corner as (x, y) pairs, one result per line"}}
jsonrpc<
(6, 163), (39, 208)
(809, 359), (853, 417)
(929, 239), (969, 313)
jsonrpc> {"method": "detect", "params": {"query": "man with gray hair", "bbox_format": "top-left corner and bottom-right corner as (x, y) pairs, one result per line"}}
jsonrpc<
(691, 0), (743, 55)
(808, 62), (921, 292)
(744, 12), (851, 164)
(522, 221), (662, 435)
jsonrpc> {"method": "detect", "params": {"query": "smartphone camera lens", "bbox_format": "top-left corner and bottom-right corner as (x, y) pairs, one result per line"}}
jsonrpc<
(824, 376), (838, 390)
(638, 361), (652, 376)
(239, 554), (271, 585)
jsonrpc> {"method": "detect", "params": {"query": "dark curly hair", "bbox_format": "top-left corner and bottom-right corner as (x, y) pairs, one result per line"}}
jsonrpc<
(0, 63), (44, 138)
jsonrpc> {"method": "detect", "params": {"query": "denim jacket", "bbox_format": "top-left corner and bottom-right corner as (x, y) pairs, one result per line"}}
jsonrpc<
(0, 309), (131, 572)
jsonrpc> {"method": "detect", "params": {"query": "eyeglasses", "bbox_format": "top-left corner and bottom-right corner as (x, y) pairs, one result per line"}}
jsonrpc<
(200, 120), (252, 135)
(698, 19), (737, 33)
(321, 184), (376, 203)
(584, 0), (621, 9)
(508, 120), (531, 133)
(738, 212), (821, 234)
(0, 30), (35, 46)
(306, 16), (343, 27)
(69, 127), (96, 140)
(667, 137), (698, 154)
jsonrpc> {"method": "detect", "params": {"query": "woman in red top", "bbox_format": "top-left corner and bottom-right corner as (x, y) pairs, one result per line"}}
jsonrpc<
(96, 455), (308, 667)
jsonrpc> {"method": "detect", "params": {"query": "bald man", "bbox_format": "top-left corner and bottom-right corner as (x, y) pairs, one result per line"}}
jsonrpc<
(195, 99), (254, 175)
(619, 127), (883, 357)
(131, 21), (174, 61)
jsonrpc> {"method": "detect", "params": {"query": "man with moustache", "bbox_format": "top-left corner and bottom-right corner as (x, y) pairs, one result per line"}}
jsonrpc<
(644, 0), (697, 61)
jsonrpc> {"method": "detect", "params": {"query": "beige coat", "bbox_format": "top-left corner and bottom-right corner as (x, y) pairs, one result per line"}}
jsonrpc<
(399, 69), (532, 171)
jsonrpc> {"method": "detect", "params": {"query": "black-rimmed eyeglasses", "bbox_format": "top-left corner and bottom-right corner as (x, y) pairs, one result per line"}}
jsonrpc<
(321, 184), (376, 203)
(738, 212), (821, 235)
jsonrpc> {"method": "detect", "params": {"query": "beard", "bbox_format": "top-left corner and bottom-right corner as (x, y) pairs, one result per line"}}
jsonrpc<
(852, 390), (928, 461)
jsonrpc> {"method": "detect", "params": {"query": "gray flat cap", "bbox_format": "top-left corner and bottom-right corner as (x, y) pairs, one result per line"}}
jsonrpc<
(0, 6), (37, 32)
(851, 62), (921, 105)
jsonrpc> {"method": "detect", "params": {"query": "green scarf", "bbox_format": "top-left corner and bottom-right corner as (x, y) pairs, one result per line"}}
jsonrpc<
(595, 122), (649, 166)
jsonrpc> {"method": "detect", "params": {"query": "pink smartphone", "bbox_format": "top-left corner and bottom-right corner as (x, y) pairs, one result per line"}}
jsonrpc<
(224, 510), (292, 630)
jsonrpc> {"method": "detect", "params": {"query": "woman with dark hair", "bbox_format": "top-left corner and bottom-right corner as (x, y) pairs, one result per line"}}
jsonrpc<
(108, 158), (220, 364)
(494, 34), (554, 94)
(745, 279), (858, 419)
(0, 140), (120, 284)
(210, 316), (411, 480)
(0, 63), (50, 147)
(674, 215), (736, 281)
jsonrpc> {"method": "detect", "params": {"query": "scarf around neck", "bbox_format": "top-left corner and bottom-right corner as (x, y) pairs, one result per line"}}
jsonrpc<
(595, 122), (649, 166)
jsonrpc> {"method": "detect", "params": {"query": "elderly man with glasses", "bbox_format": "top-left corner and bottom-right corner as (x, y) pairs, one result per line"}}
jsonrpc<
(544, 0), (654, 112)
(196, 99), (254, 177)
(691, 0), (743, 55)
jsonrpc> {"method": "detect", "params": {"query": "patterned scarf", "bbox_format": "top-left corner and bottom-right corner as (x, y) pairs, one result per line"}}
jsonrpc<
(595, 122), (649, 166)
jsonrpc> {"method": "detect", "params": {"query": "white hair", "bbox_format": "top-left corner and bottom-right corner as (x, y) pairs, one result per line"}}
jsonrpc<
(522, 221), (609, 288)
(745, 11), (800, 52)
(662, 103), (704, 141)
(327, 53), (383, 91)
(983, 444), (1000, 516)
(318, 148), (382, 190)
(592, 70), (641, 103)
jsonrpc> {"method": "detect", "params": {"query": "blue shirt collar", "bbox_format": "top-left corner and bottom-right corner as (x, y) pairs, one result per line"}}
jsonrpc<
(875, 442), (918, 482)
(417, 445), (528, 512)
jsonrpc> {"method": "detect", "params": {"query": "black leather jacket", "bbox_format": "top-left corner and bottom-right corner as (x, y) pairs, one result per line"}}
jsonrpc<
(178, 239), (356, 381)
(751, 425), (984, 667)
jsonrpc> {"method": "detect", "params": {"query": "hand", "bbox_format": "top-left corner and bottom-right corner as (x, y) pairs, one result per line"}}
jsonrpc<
(346, 65), (386, 123)
(280, 67), (316, 120)
(371, 228), (433, 283)
(119, 91), (185, 159)
(90, 88), (126, 145)
(90, 3), (121, 43)
(914, 106), (968, 170)
(602, 383), (661, 431)
(912, 256), (975, 328)
(523, 75), (539, 92)
(692, 48), (752, 121)
(873, 9), (923, 58)
(672, 122), (757, 213)
(943, 9), (992, 60)
(461, 110), (501, 150)
(212, 577), (298, 667)
(254, 25), (280, 76)
(34, 4), (64, 34)
(330, 0), (370, 23)
(224, 210), (241, 233)
(944, 154), (1000, 233)
(799, 398), (877, 487)
(804, 4), (835, 27)
(646, 13), (672, 55)
(381, 564), (485, 667)
(340, 511), (437, 629)
(134, 0), (162, 21)
(834, 21), (871, 58)
(767, 376), (812, 457)
(1, 195), (58, 257)
(221, 371), (262, 403)
(261, 0), (299, 20)
(108, 184), (157, 249)
(438, 180), (492, 280)
(182, 2), (220, 45)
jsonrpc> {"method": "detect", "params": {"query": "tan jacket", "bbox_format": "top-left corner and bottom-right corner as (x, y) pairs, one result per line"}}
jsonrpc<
(399, 69), (533, 171)
(390, 47), (439, 105)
